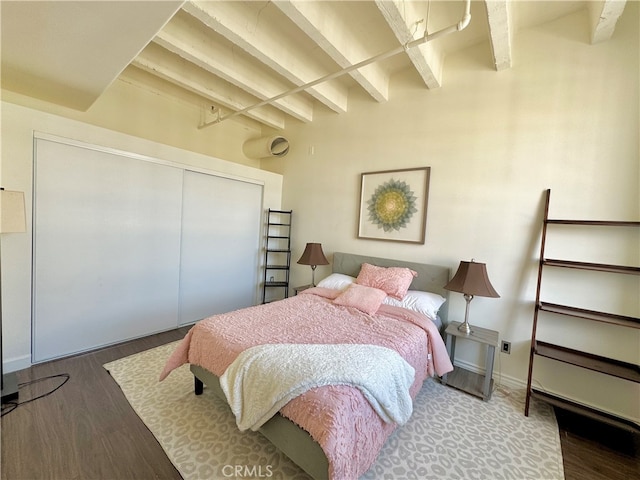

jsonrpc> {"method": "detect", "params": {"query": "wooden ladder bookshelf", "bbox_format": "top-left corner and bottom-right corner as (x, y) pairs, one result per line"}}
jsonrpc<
(261, 209), (292, 304)
(524, 189), (640, 432)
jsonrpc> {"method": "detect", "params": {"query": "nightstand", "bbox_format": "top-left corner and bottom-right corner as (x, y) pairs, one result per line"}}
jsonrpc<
(293, 284), (313, 295)
(441, 321), (499, 401)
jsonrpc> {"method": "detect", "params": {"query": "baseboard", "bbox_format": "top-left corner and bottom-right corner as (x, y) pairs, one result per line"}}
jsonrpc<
(3, 354), (31, 373)
(452, 358), (525, 391)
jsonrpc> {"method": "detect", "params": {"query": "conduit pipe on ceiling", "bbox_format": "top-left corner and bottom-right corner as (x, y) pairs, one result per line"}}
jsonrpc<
(198, 0), (471, 129)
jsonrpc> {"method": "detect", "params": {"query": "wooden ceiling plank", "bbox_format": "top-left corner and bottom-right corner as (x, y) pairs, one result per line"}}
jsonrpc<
(589, 0), (627, 44)
(275, 0), (389, 102)
(374, 0), (442, 89)
(183, 0), (348, 114)
(156, 16), (313, 123)
(485, 0), (512, 71)
(133, 47), (285, 130)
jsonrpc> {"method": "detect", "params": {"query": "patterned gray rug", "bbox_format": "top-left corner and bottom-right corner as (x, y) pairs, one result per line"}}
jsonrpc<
(104, 342), (564, 480)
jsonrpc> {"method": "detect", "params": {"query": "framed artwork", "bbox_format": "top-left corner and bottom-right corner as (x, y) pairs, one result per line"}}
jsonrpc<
(357, 167), (430, 244)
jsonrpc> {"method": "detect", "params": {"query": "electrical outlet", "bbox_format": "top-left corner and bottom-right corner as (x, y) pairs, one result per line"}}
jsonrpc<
(501, 340), (511, 354)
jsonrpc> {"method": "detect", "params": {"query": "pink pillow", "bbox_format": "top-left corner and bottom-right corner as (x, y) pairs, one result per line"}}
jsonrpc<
(356, 263), (417, 300)
(333, 284), (387, 315)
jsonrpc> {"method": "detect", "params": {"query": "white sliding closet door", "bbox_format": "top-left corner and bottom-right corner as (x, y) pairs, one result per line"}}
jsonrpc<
(33, 138), (183, 362)
(179, 171), (262, 325)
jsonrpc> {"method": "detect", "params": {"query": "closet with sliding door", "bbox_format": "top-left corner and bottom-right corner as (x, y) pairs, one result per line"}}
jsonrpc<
(32, 134), (263, 362)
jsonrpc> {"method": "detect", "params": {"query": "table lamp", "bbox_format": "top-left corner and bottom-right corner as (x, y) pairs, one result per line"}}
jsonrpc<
(444, 260), (499, 335)
(297, 243), (329, 286)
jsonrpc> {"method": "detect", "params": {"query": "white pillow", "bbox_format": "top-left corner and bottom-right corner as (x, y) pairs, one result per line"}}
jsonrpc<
(316, 273), (356, 291)
(383, 290), (446, 319)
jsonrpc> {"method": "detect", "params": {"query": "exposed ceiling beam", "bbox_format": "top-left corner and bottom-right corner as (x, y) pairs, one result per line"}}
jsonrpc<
(133, 44), (286, 130)
(182, 0), (348, 114)
(374, 0), (443, 89)
(154, 12), (313, 123)
(485, 0), (512, 71)
(274, 0), (389, 102)
(589, 0), (627, 44)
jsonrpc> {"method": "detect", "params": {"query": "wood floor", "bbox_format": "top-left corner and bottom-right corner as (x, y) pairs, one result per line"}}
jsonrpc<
(557, 409), (639, 480)
(2, 328), (638, 480)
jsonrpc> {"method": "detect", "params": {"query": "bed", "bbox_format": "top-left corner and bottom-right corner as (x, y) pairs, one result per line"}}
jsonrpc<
(160, 252), (452, 479)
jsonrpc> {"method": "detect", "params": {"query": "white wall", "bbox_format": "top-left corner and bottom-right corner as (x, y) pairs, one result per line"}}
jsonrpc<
(2, 65), (265, 169)
(0, 101), (283, 372)
(262, 6), (639, 422)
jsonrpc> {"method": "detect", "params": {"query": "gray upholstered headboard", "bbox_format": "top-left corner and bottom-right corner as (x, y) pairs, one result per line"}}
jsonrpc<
(332, 252), (450, 324)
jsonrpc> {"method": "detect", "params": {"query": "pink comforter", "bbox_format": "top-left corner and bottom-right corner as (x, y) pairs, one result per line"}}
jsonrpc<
(160, 287), (452, 479)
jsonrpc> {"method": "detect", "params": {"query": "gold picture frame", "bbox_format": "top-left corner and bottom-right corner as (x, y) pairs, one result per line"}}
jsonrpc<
(357, 167), (430, 244)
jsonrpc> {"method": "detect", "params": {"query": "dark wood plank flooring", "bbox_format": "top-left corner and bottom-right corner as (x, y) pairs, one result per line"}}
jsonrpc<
(1, 328), (189, 480)
(556, 409), (639, 480)
(2, 328), (638, 479)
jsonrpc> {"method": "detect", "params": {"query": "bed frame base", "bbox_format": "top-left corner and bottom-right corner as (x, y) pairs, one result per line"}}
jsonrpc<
(190, 364), (329, 480)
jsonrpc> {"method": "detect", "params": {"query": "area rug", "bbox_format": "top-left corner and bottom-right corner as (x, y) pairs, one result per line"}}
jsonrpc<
(104, 342), (564, 480)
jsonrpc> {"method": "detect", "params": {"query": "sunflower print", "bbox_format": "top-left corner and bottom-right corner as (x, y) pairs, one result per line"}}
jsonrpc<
(367, 179), (418, 232)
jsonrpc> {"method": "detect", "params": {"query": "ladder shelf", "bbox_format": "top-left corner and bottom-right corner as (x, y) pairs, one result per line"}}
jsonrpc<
(525, 189), (639, 432)
(262, 209), (292, 303)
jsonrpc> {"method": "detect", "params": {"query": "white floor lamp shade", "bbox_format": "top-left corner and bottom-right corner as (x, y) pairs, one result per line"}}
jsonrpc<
(1, 188), (27, 403)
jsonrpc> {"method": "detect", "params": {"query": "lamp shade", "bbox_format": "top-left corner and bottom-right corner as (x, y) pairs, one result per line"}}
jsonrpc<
(297, 243), (329, 267)
(444, 260), (499, 298)
(0, 189), (27, 233)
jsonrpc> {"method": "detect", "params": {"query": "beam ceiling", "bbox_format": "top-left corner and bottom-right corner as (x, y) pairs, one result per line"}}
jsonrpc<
(1, 1), (629, 129)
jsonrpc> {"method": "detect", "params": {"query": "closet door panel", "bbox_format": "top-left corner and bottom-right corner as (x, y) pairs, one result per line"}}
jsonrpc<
(33, 138), (183, 362)
(179, 171), (262, 325)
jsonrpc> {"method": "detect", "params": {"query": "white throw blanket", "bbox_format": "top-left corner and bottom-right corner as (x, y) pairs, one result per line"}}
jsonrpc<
(219, 343), (416, 431)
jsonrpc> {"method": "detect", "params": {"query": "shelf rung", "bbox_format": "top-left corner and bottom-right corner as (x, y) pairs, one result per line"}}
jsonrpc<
(543, 258), (640, 275)
(530, 389), (640, 433)
(535, 341), (640, 382)
(264, 282), (289, 287)
(538, 302), (640, 328)
(546, 220), (640, 227)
